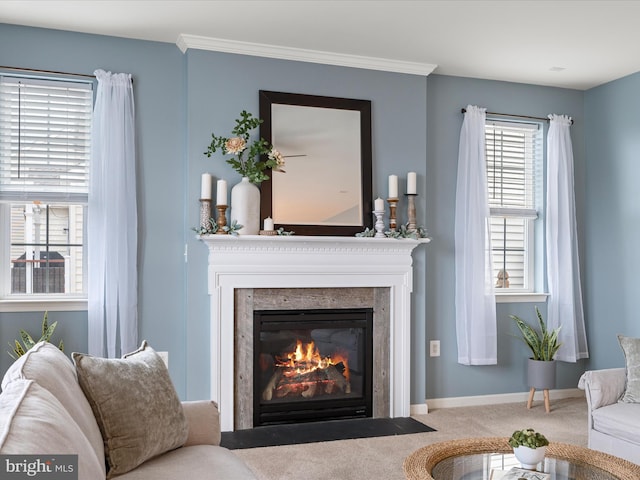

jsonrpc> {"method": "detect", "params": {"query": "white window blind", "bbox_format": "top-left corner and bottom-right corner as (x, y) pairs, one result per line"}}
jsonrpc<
(0, 76), (93, 203)
(486, 120), (541, 291)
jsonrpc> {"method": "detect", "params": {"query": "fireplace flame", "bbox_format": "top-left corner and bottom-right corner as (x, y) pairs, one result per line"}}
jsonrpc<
(276, 339), (350, 382)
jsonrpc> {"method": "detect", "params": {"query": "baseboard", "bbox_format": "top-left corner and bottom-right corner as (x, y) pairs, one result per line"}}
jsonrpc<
(410, 403), (429, 415)
(423, 388), (584, 413)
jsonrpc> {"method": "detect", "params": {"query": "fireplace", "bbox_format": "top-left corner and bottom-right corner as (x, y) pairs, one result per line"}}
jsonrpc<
(200, 235), (428, 431)
(253, 308), (373, 426)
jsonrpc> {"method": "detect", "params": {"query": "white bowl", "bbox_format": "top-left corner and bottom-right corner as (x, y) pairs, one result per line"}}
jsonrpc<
(513, 445), (546, 469)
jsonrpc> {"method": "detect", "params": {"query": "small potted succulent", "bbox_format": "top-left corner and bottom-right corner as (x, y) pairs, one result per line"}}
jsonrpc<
(508, 428), (549, 469)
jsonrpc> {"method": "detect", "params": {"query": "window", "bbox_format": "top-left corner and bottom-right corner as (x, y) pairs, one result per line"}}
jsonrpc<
(0, 75), (93, 302)
(485, 120), (542, 292)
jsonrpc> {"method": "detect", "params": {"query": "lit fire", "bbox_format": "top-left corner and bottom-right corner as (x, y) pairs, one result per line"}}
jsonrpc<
(275, 339), (350, 382)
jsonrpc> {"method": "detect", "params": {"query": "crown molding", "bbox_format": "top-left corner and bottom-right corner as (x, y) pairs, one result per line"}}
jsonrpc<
(176, 34), (437, 76)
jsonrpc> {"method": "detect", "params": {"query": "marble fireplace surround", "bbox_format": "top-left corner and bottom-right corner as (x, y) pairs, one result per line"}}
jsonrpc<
(200, 235), (428, 432)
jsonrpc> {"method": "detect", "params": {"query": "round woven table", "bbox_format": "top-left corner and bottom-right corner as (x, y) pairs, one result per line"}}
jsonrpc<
(403, 437), (640, 480)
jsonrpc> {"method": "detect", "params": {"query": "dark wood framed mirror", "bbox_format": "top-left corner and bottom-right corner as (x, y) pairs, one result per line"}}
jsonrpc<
(259, 90), (373, 236)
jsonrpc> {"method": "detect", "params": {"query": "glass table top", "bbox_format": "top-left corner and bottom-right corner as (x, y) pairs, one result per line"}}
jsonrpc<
(431, 451), (620, 480)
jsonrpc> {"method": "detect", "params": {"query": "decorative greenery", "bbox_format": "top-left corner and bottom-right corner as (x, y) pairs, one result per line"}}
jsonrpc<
(193, 219), (243, 236)
(355, 228), (376, 238)
(204, 110), (285, 184)
(8, 311), (64, 360)
(275, 227), (294, 236)
(385, 224), (429, 240)
(508, 428), (549, 449)
(510, 307), (562, 361)
(356, 224), (430, 239)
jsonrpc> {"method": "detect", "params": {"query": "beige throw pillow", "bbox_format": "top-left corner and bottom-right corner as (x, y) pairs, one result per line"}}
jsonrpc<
(0, 379), (105, 479)
(73, 341), (188, 478)
(618, 335), (640, 403)
(1, 341), (105, 473)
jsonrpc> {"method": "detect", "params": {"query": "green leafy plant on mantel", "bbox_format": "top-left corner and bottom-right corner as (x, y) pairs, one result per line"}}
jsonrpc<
(510, 307), (562, 361)
(204, 110), (285, 184)
(508, 428), (549, 449)
(8, 311), (64, 360)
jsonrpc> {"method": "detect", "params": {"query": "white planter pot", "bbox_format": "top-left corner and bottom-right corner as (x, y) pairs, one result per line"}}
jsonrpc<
(513, 445), (546, 470)
(230, 177), (260, 235)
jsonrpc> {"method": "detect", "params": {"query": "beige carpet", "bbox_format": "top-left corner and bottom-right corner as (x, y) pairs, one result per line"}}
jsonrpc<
(233, 396), (588, 480)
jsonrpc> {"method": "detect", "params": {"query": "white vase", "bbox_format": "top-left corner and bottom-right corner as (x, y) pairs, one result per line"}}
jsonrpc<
(513, 445), (546, 470)
(230, 177), (260, 235)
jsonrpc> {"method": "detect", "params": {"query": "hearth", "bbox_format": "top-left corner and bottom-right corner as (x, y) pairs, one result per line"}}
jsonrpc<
(253, 308), (373, 426)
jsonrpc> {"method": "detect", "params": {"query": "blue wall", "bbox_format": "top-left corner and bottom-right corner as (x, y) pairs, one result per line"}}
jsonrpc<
(583, 72), (640, 368)
(0, 22), (633, 405)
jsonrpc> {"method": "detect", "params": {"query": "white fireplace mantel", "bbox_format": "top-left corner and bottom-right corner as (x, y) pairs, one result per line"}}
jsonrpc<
(200, 234), (429, 431)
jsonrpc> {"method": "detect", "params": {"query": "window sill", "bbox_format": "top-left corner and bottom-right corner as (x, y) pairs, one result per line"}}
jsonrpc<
(496, 292), (549, 304)
(0, 297), (87, 313)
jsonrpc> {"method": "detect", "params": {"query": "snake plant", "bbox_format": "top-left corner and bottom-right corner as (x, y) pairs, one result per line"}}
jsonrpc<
(510, 307), (562, 361)
(8, 311), (64, 360)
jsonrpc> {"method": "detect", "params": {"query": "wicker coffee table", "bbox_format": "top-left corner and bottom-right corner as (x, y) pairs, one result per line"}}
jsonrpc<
(403, 437), (640, 480)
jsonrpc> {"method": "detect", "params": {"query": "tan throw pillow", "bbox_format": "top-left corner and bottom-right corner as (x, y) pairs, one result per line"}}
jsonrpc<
(73, 341), (188, 478)
(618, 335), (640, 403)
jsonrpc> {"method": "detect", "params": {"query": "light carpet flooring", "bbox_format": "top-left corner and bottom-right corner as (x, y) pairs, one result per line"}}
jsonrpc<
(233, 396), (588, 480)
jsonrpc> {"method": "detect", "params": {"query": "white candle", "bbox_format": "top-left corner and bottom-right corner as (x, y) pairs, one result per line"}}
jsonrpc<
(263, 217), (274, 231)
(201, 173), (212, 200)
(216, 179), (227, 206)
(374, 197), (384, 211)
(388, 174), (398, 198)
(407, 172), (417, 195)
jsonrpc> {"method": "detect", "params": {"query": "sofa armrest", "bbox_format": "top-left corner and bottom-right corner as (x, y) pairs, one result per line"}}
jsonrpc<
(181, 400), (221, 447)
(578, 368), (626, 411)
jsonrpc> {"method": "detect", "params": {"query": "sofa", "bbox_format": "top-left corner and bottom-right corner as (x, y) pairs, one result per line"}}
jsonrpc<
(0, 341), (257, 479)
(579, 358), (640, 464)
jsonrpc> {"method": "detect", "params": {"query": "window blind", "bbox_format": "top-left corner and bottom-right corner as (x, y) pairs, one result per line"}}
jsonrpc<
(485, 120), (540, 214)
(0, 76), (93, 203)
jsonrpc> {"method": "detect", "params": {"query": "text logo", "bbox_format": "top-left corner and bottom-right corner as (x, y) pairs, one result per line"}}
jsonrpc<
(0, 455), (77, 479)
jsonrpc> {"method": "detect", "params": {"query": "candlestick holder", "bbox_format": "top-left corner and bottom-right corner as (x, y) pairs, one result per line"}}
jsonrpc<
(387, 197), (398, 232)
(215, 205), (228, 234)
(199, 199), (212, 231)
(405, 193), (417, 232)
(373, 209), (386, 238)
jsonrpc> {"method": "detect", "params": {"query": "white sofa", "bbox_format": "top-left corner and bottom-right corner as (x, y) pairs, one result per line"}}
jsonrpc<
(0, 341), (257, 479)
(578, 368), (640, 464)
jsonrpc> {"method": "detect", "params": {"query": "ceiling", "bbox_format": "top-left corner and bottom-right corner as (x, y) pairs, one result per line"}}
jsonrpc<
(3, 0), (640, 90)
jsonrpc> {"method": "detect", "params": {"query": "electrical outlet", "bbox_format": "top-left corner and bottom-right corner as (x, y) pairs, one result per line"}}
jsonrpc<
(157, 351), (169, 368)
(429, 340), (440, 357)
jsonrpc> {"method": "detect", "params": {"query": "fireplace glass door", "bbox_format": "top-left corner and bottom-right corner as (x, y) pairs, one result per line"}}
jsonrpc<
(253, 308), (373, 426)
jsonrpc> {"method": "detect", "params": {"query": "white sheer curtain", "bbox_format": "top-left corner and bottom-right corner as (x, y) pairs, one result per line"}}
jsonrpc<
(455, 105), (497, 365)
(88, 69), (138, 358)
(546, 114), (588, 362)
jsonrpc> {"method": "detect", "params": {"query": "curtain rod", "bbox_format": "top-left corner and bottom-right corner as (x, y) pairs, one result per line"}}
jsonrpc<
(460, 108), (573, 124)
(0, 66), (135, 85)
(0, 65), (96, 80)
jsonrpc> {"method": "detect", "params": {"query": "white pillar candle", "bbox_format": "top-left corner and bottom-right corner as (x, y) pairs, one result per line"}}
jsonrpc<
(374, 197), (384, 211)
(201, 173), (212, 199)
(263, 217), (274, 231)
(407, 172), (417, 195)
(388, 174), (398, 198)
(216, 179), (227, 206)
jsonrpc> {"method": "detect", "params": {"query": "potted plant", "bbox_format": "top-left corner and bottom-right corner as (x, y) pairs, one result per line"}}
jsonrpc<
(510, 307), (562, 392)
(508, 428), (549, 469)
(7, 311), (64, 360)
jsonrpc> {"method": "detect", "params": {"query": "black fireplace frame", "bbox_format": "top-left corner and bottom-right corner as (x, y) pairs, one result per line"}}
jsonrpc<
(253, 308), (373, 426)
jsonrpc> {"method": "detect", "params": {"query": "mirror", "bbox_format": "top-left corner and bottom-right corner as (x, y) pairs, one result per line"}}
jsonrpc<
(259, 90), (372, 236)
